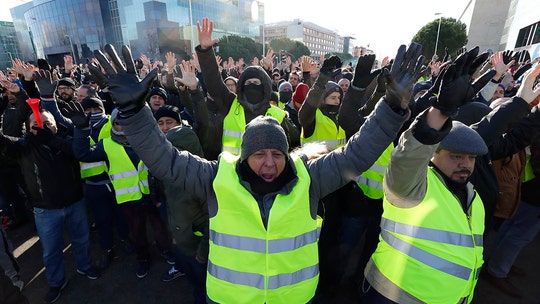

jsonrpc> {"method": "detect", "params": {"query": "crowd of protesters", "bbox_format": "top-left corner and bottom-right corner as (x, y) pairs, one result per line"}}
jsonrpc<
(1, 15), (540, 304)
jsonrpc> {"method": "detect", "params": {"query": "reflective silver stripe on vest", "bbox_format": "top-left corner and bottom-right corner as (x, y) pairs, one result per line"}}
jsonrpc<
(381, 218), (483, 247)
(139, 180), (149, 187)
(223, 129), (243, 139)
(268, 229), (318, 253)
(222, 146), (241, 155)
(208, 261), (265, 289)
(139, 164), (148, 171)
(208, 261), (318, 290)
(80, 161), (105, 170)
(380, 230), (472, 280)
(352, 176), (383, 190)
(368, 163), (386, 174)
(267, 264), (318, 289)
(210, 229), (319, 253)
(210, 230), (266, 253)
(115, 185), (142, 195)
(110, 169), (138, 181)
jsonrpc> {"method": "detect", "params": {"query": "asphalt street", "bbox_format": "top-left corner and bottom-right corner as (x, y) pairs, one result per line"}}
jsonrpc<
(6, 217), (540, 303)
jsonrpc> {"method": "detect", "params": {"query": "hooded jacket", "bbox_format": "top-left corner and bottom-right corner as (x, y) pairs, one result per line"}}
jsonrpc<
(195, 45), (300, 152)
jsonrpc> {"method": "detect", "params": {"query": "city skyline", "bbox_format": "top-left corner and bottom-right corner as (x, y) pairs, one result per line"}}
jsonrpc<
(1, 0), (473, 57)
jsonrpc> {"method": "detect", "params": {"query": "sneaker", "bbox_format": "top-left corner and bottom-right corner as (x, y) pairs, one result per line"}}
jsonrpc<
(161, 265), (185, 282)
(44, 279), (68, 303)
(98, 249), (115, 269)
(76, 266), (100, 280)
(161, 250), (176, 265)
(136, 261), (149, 279)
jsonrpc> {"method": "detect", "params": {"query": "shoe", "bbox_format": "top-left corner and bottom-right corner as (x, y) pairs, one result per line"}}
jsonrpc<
(98, 249), (115, 269)
(76, 266), (100, 280)
(482, 270), (522, 298)
(161, 265), (185, 282)
(120, 239), (134, 255)
(44, 279), (68, 303)
(161, 250), (176, 265)
(136, 261), (149, 279)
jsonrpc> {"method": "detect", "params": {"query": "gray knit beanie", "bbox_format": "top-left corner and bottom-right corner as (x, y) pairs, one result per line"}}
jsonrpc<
(439, 121), (488, 155)
(240, 116), (289, 161)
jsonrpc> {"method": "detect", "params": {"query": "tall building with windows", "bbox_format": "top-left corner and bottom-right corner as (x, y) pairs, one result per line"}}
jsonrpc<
(466, 0), (540, 61)
(0, 21), (22, 70)
(263, 19), (346, 59)
(9, 0), (263, 67)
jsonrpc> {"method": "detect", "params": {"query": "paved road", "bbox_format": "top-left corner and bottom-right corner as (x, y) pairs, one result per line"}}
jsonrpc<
(6, 219), (540, 303)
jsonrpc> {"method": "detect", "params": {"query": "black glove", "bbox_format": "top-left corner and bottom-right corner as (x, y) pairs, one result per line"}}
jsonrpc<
(320, 55), (342, 79)
(502, 50), (514, 65)
(31, 125), (54, 144)
(33, 70), (56, 98)
(88, 44), (158, 116)
(352, 54), (379, 89)
(61, 101), (90, 128)
(383, 42), (426, 110)
(432, 47), (482, 117)
(512, 62), (532, 80)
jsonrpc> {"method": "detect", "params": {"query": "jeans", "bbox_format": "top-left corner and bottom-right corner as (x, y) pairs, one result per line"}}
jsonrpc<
(33, 199), (91, 287)
(84, 183), (129, 251)
(340, 213), (382, 281)
(487, 201), (540, 277)
(172, 246), (207, 304)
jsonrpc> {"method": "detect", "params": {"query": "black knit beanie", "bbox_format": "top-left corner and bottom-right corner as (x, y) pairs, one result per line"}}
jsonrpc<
(439, 121), (488, 155)
(153, 105), (181, 123)
(148, 87), (168, 103)
(240, 116), (289, 161)
(80, 96), (105, 113)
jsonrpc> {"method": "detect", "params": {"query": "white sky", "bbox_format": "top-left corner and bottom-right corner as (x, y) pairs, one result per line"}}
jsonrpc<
(1, 0), (474, 57)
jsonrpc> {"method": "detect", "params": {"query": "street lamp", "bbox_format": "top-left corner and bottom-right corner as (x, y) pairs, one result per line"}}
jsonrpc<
(64, 35), (77, 65)
(251, 1), (265, 56)
(121, 25), (131, 50)
(434, 13), (442, 61)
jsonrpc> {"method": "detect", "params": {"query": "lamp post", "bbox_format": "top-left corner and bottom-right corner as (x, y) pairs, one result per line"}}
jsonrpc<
(65, 35), (77, 65)
(188, 0), (195, 53)
(434, 13), (442, 61)
(121, 25), (131, 50)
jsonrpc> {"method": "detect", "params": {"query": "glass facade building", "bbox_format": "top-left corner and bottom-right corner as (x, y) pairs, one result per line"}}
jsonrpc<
(0, 21), (22, 69)
(11, 0), (263, 67)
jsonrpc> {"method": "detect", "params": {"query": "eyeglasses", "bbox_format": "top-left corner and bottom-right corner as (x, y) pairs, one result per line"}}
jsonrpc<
(57, 86), (72, 92)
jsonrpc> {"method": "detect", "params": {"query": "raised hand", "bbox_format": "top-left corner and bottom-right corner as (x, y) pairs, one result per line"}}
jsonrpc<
(432, 47), (484, 117)
(174, 60), (198, 90)
(0, 72), (20, 94)
(351, 54), (378, 89)
(197, 17), (219, 50)
(382, 42), (425, 110)
(61, 100), (90, 128)
(64, 55), (74, 73)
(33, 70), (56, 97)
(12, 58), (36, 81)
(261, 49), (274, 71)
(320, 55), (342, 79)
(515, 63), (540, 103)
(165, 51), (177, 70)
(88, 44), (158, 116)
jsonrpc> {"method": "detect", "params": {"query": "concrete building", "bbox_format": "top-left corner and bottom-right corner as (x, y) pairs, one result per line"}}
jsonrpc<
(263, 19), (346, 58)
(466, 0), (540, 60)
(8, 0), (263, 67)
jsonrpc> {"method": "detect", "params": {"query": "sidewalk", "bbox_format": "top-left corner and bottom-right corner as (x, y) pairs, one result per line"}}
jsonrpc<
(6, 220), (540, 303)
